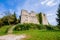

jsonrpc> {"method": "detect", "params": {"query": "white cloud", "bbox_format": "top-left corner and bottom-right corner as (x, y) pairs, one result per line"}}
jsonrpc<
(22, 0), (41, 12)
(46, 0), (57, 7)
(41, 0), (49, 5)
(41, 0), (58, 7)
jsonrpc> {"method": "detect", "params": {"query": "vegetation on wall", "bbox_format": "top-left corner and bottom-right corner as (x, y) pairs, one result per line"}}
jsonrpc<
(37, 12), (42, 24)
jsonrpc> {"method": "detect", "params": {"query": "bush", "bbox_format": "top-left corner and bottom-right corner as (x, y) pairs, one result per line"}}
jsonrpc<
(56, 25), (60, 29)
(53, 26), (59, 30)
(23, 23), (31, 30)
(29, 23), (38, 29)
(14, 23), (59, 31)
(14, 23), (47, 31)
(14, 23), (37, 31)
(45, 25), (54, 30)
(14, 24), (24, 31)
(40, 24), (46, 29)
(14, 23), (31, 31)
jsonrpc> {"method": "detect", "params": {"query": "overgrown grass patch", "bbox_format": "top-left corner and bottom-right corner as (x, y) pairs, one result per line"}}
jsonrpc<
(13, 30), (60, 40)
(0, 25), (11, 36)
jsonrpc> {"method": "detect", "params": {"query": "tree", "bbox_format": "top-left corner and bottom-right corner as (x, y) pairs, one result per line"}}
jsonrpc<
(37, 12), (42, 24)
(2, 16), (9, 25)
(13, 12), (17, 24)
(4, 11), (11, 25)
(0, 11), (18, 26)
(56, 4), (60, 25)
(0, 19), (3, 27)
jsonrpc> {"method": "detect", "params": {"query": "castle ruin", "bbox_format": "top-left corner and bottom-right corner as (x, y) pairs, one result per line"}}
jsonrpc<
(20, 10), (48, 25)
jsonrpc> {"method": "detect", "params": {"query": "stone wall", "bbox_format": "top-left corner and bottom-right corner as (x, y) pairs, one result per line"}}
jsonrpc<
(42, 14), (48, 25)
(20, 10), (49, 25)
(20, 10), (39, 24)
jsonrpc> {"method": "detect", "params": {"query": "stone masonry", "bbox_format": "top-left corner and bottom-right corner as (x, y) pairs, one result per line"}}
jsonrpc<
(20, 10), (49, 25)
(41, 13), (49, 25)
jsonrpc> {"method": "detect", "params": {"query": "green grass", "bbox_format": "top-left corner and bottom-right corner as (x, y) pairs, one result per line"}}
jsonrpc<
(0, 25), (11, 36)
(0, 25), (60, 40)
(13, 30), (60, 40)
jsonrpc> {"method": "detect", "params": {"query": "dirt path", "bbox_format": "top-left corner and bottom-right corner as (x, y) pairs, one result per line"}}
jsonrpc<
(8, 25), (16, 34)
(0, 34), (26, 40)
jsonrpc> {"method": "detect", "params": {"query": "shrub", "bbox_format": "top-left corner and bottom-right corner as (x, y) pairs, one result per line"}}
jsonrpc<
(53, 26), (59, 30)
(29, 23), (38, 29)
(23, 23), (31, 30)
(45, 25), (54, 30)
(14, 23), (47, 31)
(40, 24), (46, 29)
(14, 24), (24, 31)
(56, 25), (60, 29)
(14, 23), (59, 31)
(14, 23), (31, 31)
(14, 23), (35, 31)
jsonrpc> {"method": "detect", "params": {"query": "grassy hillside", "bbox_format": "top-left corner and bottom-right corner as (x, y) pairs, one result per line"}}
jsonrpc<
(0, 25), (11, 36)
(13, 30), (60, 40)
(0, 24), (60, 40)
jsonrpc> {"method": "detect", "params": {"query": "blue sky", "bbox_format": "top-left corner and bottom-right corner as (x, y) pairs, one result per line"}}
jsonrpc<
(0, 0), (60, 25)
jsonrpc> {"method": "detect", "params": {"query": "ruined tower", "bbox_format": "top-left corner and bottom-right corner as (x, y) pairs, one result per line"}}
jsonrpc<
(20, 10), (39, 24)
(41, 14), (49, 25)
(20, 10), (49, 25)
